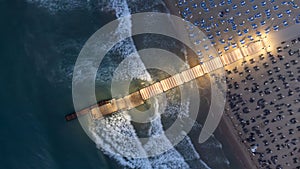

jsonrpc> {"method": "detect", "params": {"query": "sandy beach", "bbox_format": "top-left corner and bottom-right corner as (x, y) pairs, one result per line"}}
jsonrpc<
(163, 1), (300, 169)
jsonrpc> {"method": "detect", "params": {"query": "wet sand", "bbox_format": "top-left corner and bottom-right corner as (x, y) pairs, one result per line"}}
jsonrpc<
(217, 110), (258, 169)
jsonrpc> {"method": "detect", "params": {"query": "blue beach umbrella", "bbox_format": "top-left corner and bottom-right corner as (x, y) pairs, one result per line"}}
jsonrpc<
(296, 15), (300, 24)
(283, 20), (288, 27)
(253, 5), (258, 10)
(241, 1), (246, 6)
(232, 4), (238, 10)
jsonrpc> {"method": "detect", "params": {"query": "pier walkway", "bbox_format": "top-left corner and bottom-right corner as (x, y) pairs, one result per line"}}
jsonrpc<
(66, 38), (268, 121)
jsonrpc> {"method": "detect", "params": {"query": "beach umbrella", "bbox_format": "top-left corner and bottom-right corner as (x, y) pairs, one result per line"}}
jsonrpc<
(253, 5), (258, 10)
(241, 1), (246, 6)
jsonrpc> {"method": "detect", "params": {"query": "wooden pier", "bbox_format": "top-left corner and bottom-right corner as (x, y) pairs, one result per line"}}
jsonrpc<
(66, 39), (267, 121)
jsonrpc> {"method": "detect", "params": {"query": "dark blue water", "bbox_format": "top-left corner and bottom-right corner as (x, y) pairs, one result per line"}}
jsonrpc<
(0, 1), (114, 168)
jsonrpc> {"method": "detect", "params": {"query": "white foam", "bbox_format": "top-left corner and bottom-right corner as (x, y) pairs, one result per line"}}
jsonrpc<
(109, 0), (152, 82)
(89, 0), (190, 167)
(26, 0), (88, 13)
(90, 113), (152, 168)
(144, 112), (189, 168)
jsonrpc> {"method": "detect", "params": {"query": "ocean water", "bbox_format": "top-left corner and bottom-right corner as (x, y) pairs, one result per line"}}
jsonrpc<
(1, 0), (233, 169)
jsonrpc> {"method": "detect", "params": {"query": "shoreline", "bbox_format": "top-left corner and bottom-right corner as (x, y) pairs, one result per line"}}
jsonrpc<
(217, 112), (257, 169)
(163, 0), (256, 168)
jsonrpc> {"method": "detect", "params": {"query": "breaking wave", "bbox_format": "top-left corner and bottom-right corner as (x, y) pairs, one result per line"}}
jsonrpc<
(89, 0), (201, 168)
(26, 0), (228, 168)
